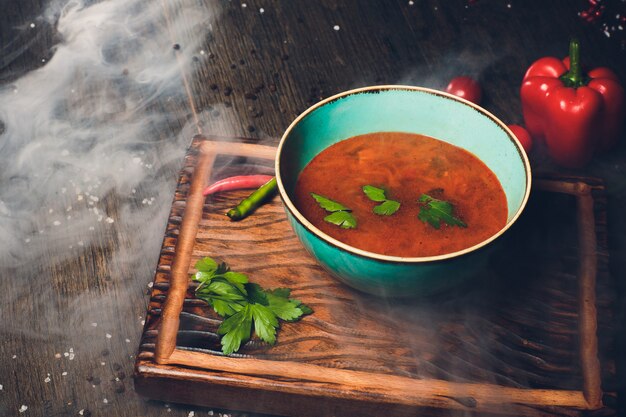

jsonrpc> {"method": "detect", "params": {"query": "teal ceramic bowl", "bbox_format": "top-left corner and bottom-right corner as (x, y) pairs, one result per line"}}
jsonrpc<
(275, 85), (531, 297)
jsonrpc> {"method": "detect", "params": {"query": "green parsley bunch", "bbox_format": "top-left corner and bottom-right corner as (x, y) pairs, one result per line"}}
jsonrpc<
(192, 257), (312, 355)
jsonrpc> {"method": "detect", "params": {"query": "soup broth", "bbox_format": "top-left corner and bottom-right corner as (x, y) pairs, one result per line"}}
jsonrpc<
(294, 132), (507, 257)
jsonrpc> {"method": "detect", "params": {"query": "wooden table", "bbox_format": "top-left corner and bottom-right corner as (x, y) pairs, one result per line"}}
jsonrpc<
(0, 1), (624, 416)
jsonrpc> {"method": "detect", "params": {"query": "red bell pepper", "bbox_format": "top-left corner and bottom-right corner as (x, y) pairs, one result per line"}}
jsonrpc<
(520, 39), (624, 168)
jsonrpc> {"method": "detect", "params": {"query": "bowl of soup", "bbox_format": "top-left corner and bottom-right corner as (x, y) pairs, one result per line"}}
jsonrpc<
(275, 85), (531, 297)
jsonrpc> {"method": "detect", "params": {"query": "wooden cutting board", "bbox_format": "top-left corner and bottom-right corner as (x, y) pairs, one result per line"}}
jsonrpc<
(133, 135), (617, 417)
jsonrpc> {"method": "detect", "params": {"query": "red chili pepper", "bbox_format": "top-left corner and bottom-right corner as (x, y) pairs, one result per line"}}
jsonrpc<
(202, 175), (274, 196)
(520, 39), (624, 168)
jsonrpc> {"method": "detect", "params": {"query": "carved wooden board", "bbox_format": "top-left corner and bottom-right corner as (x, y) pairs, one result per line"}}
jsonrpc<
(134, 136), (617, 417)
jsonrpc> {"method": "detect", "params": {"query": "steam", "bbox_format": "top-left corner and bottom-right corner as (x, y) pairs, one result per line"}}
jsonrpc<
(0, 0), (219, 342)
(0, 0), (215, 267)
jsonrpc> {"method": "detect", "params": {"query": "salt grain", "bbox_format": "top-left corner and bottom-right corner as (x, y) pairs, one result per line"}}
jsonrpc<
(62, 371), (68, 376)
(53, 221), (61, 226)
(0, 384), (3, 390)
(44, 376), (51, 383)
(79, 410), (84, 415)
(241, 3), (247, 7)
(30, 23), (36, 28)
(106, 217), (114, 224)
(101, 362), (106, 366)
(77, 195), (84, 201)
(125, 338), (130, 343)
(25, 238), (31, 243)
(91, 322), (98, 327)
(12, 355), (17, 359)
(189, 412), (195, 417)
(64, 352), (69, 357)
(19, 405), (28, 413)
(106, 333), (112, 339)
(103, 398), (108, 404)
(259, 8), (264, 13)
(55, 353), (62, 359)
(408, 0), (414, 4)
(333, 25), (340, 31)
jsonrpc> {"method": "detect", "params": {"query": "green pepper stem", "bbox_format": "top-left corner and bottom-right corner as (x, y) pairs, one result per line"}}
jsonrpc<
(560, 39), (585, 88)
(226, 177), (277, 221)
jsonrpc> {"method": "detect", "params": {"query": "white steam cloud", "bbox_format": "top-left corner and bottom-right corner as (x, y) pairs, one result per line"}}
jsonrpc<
(0, 0), (219, 344)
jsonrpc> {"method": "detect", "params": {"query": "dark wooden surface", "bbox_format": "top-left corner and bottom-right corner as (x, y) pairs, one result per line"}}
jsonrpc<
(1, 1), (625, 416)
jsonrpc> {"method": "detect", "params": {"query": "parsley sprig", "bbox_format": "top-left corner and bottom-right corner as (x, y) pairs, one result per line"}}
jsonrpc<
(193, 257), (312, 355)
(310, 193), (357, 229)
(362, 185), (400, 216)
(417, 194), (467, 229)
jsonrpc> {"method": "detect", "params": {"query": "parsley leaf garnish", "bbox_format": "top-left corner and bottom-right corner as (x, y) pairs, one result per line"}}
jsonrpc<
(362, 185), (387, 202)
(193, 257), (312, 355)
(310, 193), (350, 212)
(363, 185), (400, 216)
(310, 192), (357, 229)
(373, 199), (401, 215)
(323, 211), (357, 229)
(417, 194), (467, 229)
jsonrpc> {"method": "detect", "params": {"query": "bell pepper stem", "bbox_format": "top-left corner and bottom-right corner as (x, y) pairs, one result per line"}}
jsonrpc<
(560, 39), (584, 88)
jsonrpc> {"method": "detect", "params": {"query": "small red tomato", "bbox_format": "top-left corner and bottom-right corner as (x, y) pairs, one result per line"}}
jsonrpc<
(507, 124), (533, 154)
(445, 76), (482, 105)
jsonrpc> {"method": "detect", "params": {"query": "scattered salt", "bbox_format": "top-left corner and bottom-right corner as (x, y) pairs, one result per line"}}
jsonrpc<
(140, 320), (145, 326)
(55, 353), (62, 359)
(62, 371), (68, 376)
(0, 384), (3, 390)
(103, 398), (108, 404)
(64, 352), (69, 357)
(79, 410), (84, 415)
(333, 25), (340, 31)
(91, 322), (98, 327)
(44, 376), (51, 383)
(19, 405), (28, 413)
(259, 7), (264, 13)
(125, 339), (130, 343)
(53, 220), (61, 226)
(241, 3), (247, 7)
(12, 355), (17, 359)
(408, 0), (414, 4)
(25, 238), (31, 243)
(77, 195), (83, 201)
(49, 209), (54, 214)
(101, 362), (106, 366)
(106, 333), (112, 339)
(105, 217), (114, 224)
(69, 352), (75, 360)
(189, 412), (195, 417)
(30, 23), (35, 28)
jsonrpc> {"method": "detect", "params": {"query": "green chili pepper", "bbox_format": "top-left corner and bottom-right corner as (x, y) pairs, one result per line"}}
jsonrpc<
(226, 177), (277, 221)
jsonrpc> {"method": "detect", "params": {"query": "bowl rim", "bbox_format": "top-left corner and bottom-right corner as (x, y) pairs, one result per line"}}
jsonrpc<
(275, 84), (532, 264)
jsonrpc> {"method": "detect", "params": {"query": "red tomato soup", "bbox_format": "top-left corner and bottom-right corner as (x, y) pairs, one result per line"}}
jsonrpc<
(293, 132), (508, 257)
